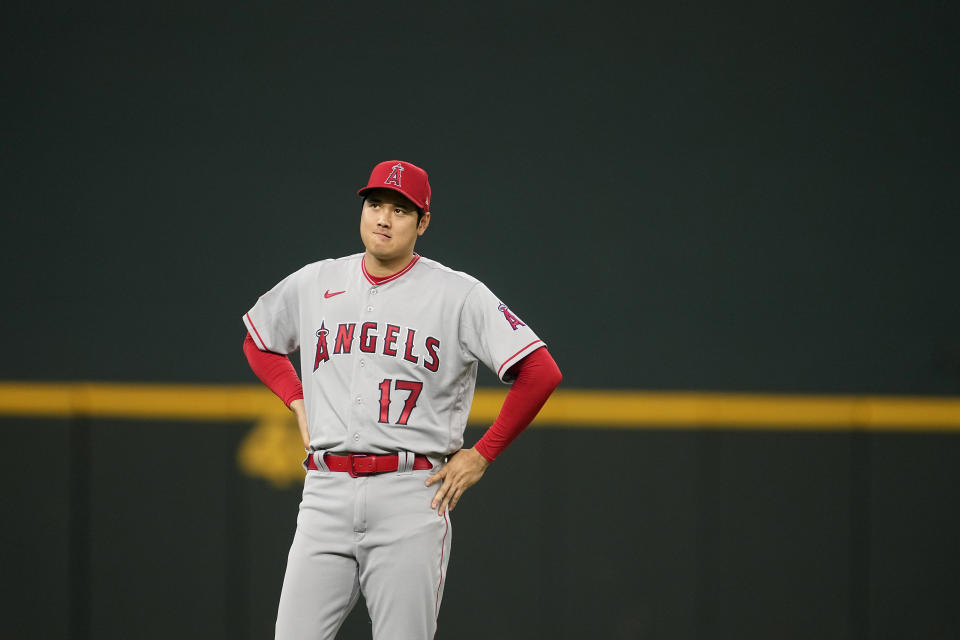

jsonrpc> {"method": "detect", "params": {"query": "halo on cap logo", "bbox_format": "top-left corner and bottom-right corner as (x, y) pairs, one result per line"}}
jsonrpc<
(384, 163), (404, 187)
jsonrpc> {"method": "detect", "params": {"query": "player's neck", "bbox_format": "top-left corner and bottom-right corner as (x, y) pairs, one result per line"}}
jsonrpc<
(363, 252), (418, 279)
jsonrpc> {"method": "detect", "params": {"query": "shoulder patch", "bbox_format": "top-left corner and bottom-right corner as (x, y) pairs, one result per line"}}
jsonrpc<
(498, 303), (525, 331)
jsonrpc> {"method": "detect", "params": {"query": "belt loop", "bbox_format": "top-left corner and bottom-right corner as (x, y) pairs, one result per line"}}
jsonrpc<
(311, 449), (330, 472)
(397, 451), (413, 474)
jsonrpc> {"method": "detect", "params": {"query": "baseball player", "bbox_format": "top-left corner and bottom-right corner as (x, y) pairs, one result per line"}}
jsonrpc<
(242, 159), (562, 639)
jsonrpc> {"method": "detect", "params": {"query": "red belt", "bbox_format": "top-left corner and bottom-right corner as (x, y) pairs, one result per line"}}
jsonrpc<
(307, 453), (433, 477)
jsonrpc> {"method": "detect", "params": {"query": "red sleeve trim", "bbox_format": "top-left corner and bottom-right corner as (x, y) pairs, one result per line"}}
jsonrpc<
(245, 313), (268, 351)
(243, 332), (303, 407)
(475, 347), (562, 462)
(496, 339), (545, 379)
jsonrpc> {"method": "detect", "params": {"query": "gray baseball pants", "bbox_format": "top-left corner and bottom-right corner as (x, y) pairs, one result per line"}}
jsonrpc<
(275, 453), (452, 640)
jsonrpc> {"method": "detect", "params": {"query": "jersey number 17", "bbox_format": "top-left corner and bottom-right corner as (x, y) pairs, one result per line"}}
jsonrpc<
(377, 379), (423, 425)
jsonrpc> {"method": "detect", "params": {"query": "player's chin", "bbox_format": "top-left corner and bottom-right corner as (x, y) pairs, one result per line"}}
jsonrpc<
(363, 239), (390, 255)
(366, 239), (392, 254)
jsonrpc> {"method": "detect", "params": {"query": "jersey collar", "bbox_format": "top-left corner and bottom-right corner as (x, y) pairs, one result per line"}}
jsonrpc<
(361, 253), (421, 285)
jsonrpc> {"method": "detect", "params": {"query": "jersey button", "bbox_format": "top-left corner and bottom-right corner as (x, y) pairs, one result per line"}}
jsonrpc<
(366, 306), (373, 312)
(353, 434), (360, 442)
(370, 289), (378, 295)
(355, 396), (362, 404)
(359, 360), (365, 367)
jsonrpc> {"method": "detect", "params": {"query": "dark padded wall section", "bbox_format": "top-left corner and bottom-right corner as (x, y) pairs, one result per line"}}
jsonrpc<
(2, 1), (957, 392)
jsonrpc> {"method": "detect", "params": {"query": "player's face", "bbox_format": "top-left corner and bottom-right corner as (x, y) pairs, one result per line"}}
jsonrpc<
(360, 189), (430, 271)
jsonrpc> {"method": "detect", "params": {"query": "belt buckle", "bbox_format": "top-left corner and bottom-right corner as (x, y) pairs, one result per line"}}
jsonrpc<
(349, 454), (376, 477)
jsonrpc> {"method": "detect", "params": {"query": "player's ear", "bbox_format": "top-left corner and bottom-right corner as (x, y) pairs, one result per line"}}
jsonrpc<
(417, 211), (431, 236)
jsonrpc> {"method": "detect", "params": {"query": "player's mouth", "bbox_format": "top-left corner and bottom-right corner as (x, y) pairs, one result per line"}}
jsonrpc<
(373, 231), (392, 239)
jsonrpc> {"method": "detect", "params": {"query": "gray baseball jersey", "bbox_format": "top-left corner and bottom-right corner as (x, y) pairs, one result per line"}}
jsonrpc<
(243, 252), (544, 459)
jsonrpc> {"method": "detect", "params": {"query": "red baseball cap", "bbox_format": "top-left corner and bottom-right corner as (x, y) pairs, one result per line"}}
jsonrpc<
(357, 160), (431, 213)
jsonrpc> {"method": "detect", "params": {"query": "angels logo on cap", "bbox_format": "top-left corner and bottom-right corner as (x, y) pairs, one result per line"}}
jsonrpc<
(358, 160), (432, 213)
(384, 163), (404, 187)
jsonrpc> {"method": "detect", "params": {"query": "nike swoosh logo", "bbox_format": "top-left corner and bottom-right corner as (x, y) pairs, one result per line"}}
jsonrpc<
(324, 290), (346, 299)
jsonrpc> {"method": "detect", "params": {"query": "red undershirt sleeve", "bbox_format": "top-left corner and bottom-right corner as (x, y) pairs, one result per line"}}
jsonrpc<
(243, 332), (304, 407)
(474, 347), (562, 462)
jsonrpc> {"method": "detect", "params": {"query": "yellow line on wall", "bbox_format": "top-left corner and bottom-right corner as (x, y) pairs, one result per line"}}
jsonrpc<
(0, 382), (959, 431)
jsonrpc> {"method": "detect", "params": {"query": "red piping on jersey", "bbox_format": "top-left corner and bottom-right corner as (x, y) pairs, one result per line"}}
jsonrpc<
(245, 313), (267, 351)
(496, 340), (544, 378)
(434, 510), (450, 636)
(361, 253), (421, 285)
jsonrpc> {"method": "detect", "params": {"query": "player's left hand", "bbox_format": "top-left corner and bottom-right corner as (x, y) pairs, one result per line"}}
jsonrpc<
(425, 447), (491, 516)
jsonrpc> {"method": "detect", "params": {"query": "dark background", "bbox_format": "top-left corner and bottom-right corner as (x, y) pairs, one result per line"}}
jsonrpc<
(1, 1), (958, 638)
